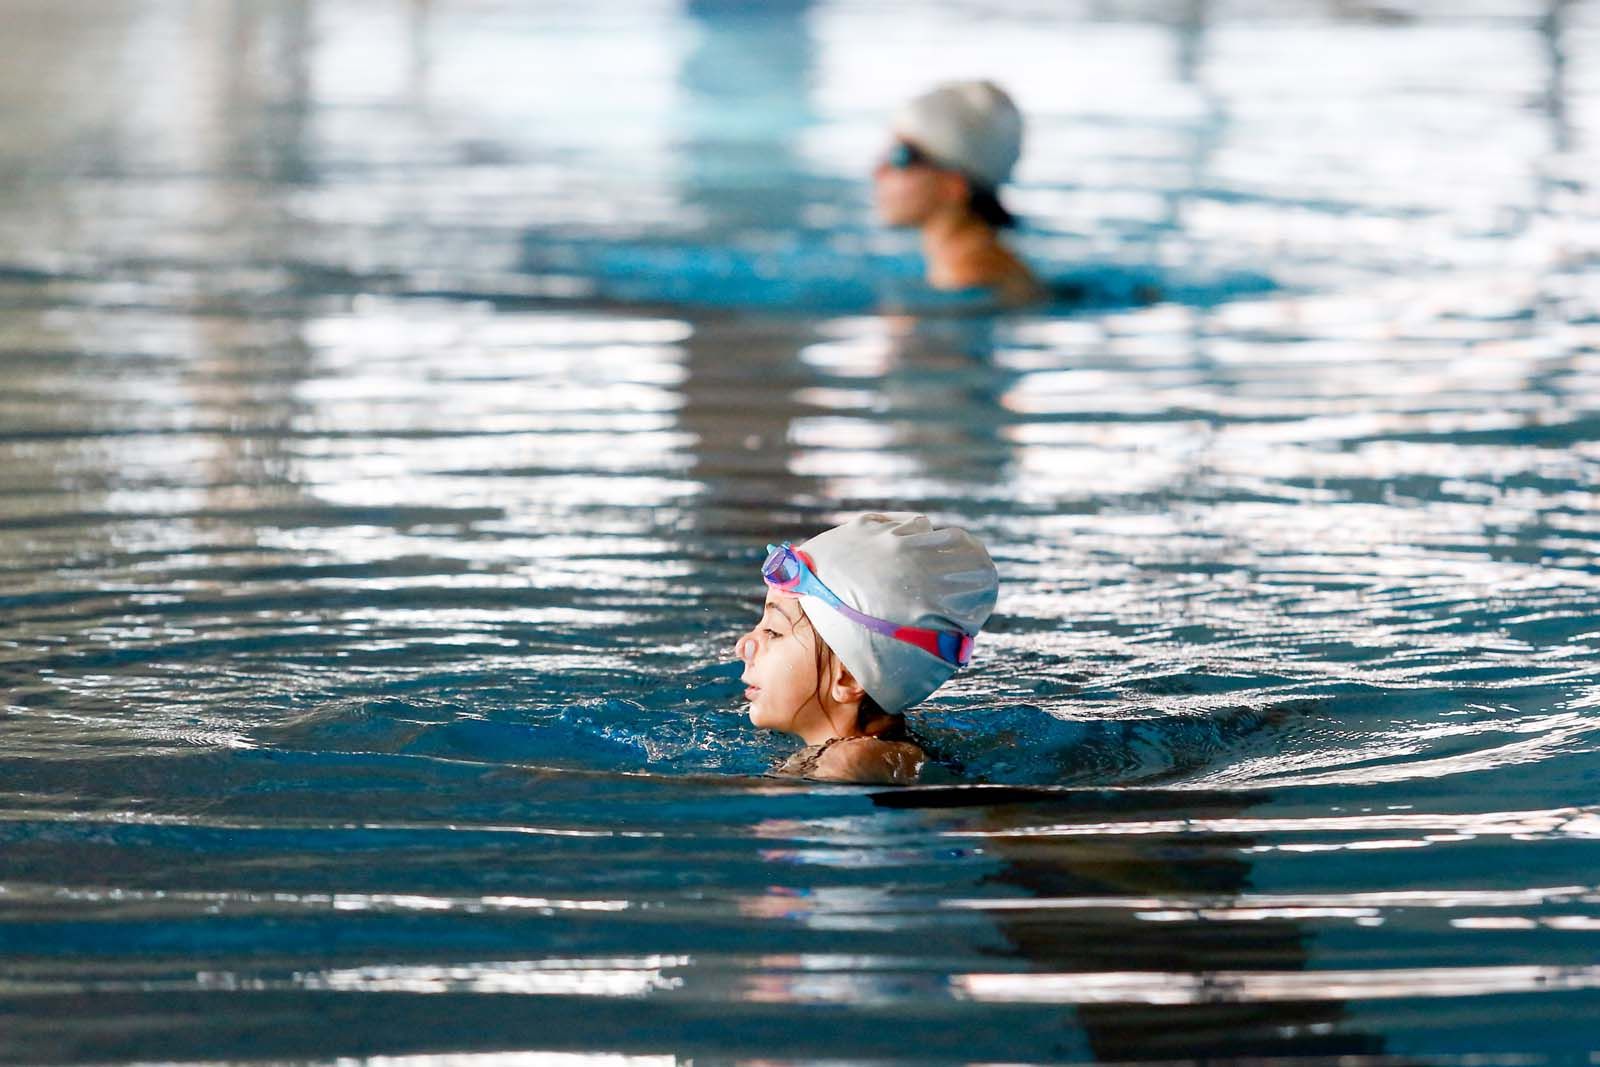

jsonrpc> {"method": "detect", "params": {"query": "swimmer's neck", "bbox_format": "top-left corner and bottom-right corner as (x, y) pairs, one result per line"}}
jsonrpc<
(919, 206), (990, 260)
(798, 700), (865, 747)
(919, 208), (1040, 302)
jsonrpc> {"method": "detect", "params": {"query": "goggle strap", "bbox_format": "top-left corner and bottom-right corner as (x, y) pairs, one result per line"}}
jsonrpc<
(891, 625), (974, 668)
(890, 625), (944, 662)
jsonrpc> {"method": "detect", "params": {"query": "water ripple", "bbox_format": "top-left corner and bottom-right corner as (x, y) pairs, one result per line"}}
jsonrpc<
(3, 0), (1599, 1062)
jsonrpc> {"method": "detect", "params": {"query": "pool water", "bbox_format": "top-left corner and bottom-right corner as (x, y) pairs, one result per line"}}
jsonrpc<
(2, 1), (1600, 1063)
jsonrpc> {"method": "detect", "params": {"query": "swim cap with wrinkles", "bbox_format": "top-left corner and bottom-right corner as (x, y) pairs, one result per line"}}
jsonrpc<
(892, 80), (1023, 191)
(796, 512), (999, 715)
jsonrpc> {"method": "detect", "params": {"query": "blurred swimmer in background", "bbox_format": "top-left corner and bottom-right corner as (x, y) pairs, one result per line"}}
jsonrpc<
(875, 81), (1043, 307)
(734, 513), (999, 785)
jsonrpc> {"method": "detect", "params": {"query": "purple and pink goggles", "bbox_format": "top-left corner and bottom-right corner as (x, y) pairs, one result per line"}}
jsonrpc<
(762, 542), (975, 668)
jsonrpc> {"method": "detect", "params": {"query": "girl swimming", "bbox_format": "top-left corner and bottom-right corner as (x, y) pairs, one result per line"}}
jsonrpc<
(873, 81), (1043, 306)
(735, 512), (999, 784)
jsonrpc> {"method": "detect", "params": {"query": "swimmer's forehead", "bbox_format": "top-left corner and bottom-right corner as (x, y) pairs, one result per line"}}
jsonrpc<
(762, 592), (801, 624)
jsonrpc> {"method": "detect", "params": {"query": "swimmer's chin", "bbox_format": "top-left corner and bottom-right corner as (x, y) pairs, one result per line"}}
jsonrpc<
(746, 695), (787, 731)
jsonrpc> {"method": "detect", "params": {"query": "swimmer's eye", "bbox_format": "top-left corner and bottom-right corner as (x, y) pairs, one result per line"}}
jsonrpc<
(763, 628), (782, 639)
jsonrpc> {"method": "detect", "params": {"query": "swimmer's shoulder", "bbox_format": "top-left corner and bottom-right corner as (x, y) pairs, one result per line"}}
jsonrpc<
(935, 244), (1044, 308)
(810, 736), (926, 786)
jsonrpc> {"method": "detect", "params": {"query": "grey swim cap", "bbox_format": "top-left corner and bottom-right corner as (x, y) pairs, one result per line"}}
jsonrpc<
(797, 512), (999, 714)
(892, 81), (1023, 190)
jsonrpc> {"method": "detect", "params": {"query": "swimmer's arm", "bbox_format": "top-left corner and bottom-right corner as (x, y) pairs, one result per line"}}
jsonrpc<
(809, 738), (925, 786)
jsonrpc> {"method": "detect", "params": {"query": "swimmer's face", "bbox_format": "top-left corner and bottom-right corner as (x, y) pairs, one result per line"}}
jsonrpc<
(734, 593), (825, 734)
(873, 142), (967, 228)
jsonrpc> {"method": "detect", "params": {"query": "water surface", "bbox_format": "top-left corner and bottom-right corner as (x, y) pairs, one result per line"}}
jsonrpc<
(2, 1), (1600, 1063)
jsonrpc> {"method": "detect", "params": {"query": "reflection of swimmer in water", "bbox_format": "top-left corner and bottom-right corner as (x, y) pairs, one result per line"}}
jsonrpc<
(875, 81), (1044, 307)
(734, 513), (998, 785)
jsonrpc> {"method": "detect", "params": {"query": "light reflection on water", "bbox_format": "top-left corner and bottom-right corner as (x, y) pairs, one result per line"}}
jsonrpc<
(2, 0), (1600, 1064)
(953, 963), (1600, 1005)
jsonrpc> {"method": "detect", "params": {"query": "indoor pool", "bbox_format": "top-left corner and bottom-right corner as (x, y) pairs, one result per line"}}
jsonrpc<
(2, 1), (1599, 1063)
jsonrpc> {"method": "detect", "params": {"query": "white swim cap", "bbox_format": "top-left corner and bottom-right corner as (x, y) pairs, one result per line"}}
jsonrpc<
(892, 80), (1023, 190)
(797, 512), (999, 715)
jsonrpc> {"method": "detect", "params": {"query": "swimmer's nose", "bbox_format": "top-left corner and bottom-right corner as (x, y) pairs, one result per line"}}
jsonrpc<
(735, 634), (758, 663)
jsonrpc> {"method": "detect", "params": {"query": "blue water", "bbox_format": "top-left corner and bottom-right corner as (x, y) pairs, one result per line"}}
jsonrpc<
(3, 1), (1600, 1064)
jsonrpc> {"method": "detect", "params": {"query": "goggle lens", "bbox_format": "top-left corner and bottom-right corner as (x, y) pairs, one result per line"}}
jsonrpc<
(762, 544), (804, 589)
(885, 141), (931, 170)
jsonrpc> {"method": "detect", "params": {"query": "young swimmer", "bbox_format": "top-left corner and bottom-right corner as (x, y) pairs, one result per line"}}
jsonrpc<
(874, 81), (1043, 307)
(735, 512), (999, 785)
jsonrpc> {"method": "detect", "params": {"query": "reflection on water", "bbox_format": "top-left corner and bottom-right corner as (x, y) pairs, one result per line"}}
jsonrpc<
(3, 0), (1600, 1064)
(960, 794), (1382, 1060)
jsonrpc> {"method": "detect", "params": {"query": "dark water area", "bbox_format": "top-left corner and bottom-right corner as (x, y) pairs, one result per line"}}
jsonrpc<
(3, 1), (1600, 1064)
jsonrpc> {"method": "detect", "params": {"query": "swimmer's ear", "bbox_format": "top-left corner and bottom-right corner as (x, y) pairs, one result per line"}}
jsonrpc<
(827, 659), (866, 707)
